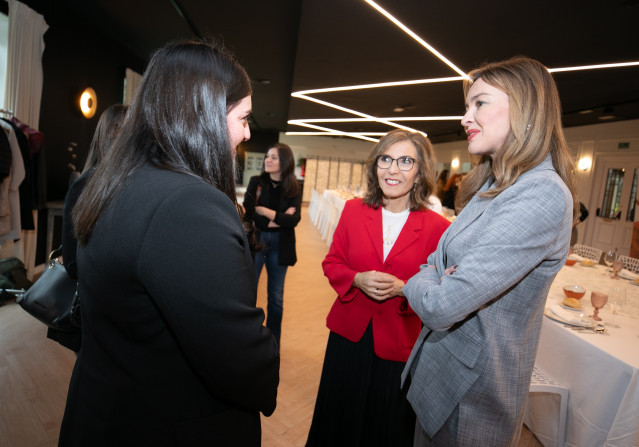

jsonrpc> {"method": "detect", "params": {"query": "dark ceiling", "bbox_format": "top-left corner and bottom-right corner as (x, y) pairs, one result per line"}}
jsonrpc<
(58, 0), (639, 144)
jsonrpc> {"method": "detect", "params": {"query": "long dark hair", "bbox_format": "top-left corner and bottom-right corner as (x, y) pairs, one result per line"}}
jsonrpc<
(83, 104), (128, 172)
(262, 143), (300, 197)
(74, 39), (252, 245)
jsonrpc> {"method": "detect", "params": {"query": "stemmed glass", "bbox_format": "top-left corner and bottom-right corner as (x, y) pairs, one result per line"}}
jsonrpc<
(604, 249), (616, 272)
(590, 291), (608, 321)
(608, 286), (626, 327)
(611, 260), (624, 279)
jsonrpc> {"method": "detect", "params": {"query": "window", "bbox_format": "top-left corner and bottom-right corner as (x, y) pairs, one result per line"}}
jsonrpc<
(0, 12), (9, 108)
(627, 169), (638, 222)
(600, 168), (624, 219)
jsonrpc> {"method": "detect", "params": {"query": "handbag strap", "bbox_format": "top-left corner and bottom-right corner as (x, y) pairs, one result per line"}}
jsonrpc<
(49, 245), (63, 264)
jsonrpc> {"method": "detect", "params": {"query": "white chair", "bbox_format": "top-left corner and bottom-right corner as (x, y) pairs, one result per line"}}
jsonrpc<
(308, 189), (319, 222)
(617, 255), (639, 273)
(572, 244), (602, 263)
(524, 365), (569, 447)
(321, 203), (338, 243)
(314, 195), (327, 228)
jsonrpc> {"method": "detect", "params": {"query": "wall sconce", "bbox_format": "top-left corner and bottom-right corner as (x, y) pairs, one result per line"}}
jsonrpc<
(79, 87), (97, 118)
(578, 157), (592, 171)
(451, 158), (460, 169)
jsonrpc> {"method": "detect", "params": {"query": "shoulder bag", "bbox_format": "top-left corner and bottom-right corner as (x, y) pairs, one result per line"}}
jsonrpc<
(17, 246), (81, 331)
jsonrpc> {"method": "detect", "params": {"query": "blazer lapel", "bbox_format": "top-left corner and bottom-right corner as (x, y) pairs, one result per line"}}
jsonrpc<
(386, 211), (422, 261)
(439, 181), (493, 267)
(364, 206), (384, 263)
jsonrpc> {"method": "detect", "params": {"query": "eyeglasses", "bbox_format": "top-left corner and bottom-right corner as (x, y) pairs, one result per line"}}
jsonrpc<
(376, 155), (416, 171)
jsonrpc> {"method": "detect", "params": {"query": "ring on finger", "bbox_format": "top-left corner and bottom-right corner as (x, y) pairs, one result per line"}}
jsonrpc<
(375, 288), (378, 294)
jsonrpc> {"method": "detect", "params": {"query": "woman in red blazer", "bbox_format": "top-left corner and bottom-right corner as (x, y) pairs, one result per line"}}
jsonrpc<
(306, 130), (450, 446)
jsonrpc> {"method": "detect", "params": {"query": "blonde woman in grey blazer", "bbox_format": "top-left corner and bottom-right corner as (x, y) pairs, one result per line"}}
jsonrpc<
(402, 57), (578, 446)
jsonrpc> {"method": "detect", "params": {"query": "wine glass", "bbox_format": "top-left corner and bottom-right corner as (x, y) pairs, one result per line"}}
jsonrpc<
(604, 249), (616, 272)
(590, 291), (608, 321)
(609, 286), (627, 327)
(611, 260), (624, 279)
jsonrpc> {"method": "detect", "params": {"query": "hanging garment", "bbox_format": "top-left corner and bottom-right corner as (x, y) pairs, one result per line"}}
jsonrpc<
(0, 120), (26, 241)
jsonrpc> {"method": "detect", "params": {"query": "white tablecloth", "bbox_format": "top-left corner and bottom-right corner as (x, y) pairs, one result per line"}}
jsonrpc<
(528, 263), (639, 446)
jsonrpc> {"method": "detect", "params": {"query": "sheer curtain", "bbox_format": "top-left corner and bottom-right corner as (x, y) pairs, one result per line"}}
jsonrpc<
(125, 68), (142, 105)
(4, 0), (48, 128)
(1, 0), (48, 278)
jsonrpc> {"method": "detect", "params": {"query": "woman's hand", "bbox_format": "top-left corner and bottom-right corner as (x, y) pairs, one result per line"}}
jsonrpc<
(441, 264), (458, 282)
(255, 206), (274, 219)
(353, 270), (405, 301)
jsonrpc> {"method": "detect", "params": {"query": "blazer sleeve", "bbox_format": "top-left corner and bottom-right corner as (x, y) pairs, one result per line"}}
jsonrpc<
(273, 190), (302, 229)
(404, 175), (571, 331)
(322, 201), (363, 303)
(243, 176), (270, 229)
(138, 184), (279, 415)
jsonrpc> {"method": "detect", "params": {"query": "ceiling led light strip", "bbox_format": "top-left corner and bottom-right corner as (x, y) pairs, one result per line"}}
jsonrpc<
(295, 76), (465, 95)
(299, 117), (463, 123)
(548, 61), (639, 73)
(364, 0), (469, 79)
(292, 92), (424, 135)
(287, 132), (388, 137)
(288, 120), (379, 142)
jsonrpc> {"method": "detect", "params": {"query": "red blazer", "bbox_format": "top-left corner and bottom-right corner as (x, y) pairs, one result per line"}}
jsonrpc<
(323, 199), (450, 362)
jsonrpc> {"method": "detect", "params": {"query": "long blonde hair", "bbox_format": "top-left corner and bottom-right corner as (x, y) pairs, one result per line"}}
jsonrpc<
(456, 56), (578, 219)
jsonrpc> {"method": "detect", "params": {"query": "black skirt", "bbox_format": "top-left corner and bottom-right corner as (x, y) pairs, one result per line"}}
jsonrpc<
(306, 322), (415, 447)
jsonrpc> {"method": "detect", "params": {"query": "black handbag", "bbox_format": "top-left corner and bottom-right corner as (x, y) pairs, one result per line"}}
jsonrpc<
(17, 247), (81, 332)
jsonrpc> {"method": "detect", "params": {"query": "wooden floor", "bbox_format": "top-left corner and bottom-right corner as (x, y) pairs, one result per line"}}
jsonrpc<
(0, 204), (541, 446)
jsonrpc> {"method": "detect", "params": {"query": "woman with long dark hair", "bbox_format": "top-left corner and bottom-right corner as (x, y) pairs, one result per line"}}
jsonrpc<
(243, 142), (302, 344)
(59, 40), (279, 446)
(46, 104), (128, 353)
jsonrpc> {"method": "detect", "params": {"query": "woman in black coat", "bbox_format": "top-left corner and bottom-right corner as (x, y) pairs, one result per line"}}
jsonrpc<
(243, 143), (301, 344)
(47, 104), (127, 353)
(58, 40), (279, 446)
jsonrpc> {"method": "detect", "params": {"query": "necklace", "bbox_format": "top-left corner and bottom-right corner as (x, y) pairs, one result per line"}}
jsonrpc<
(383, 224), (397, 248)
(270, 179), (281, 189)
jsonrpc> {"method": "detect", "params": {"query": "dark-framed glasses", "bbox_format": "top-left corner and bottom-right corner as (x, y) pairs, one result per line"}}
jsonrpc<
(376, 155), (416, 171)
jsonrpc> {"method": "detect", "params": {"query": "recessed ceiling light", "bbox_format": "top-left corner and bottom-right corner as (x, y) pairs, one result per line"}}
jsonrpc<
(598, 115), (616, 120)
(393, 106), (405, 113)
(578, 109), (593, 114)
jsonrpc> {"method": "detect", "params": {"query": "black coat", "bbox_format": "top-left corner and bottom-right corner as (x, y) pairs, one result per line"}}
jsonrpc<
(46, 170), (92, 352)
(59, 163), (279, 446)
(243, 173), (302, 266)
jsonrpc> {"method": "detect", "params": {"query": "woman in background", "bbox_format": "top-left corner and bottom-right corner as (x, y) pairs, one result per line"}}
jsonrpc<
(46, 104), (128, 353)
(441, 172), (461, 210)
(243, 142), (302, 344)
(402, 56), (576, 446)
(59, 40), (279, 446)
(436, 169), (449, 201)
(307, 130), (450, 446)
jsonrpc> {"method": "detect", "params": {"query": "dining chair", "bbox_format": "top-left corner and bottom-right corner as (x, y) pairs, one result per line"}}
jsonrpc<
(525, 365), (569, 447)
(572, 244), (603, 263)
(617, 255), (639, 273)
(308, 189), (320, 222)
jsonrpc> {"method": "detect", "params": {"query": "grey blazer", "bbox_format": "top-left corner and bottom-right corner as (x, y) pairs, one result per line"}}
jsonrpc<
(402, 156), (572, 446)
